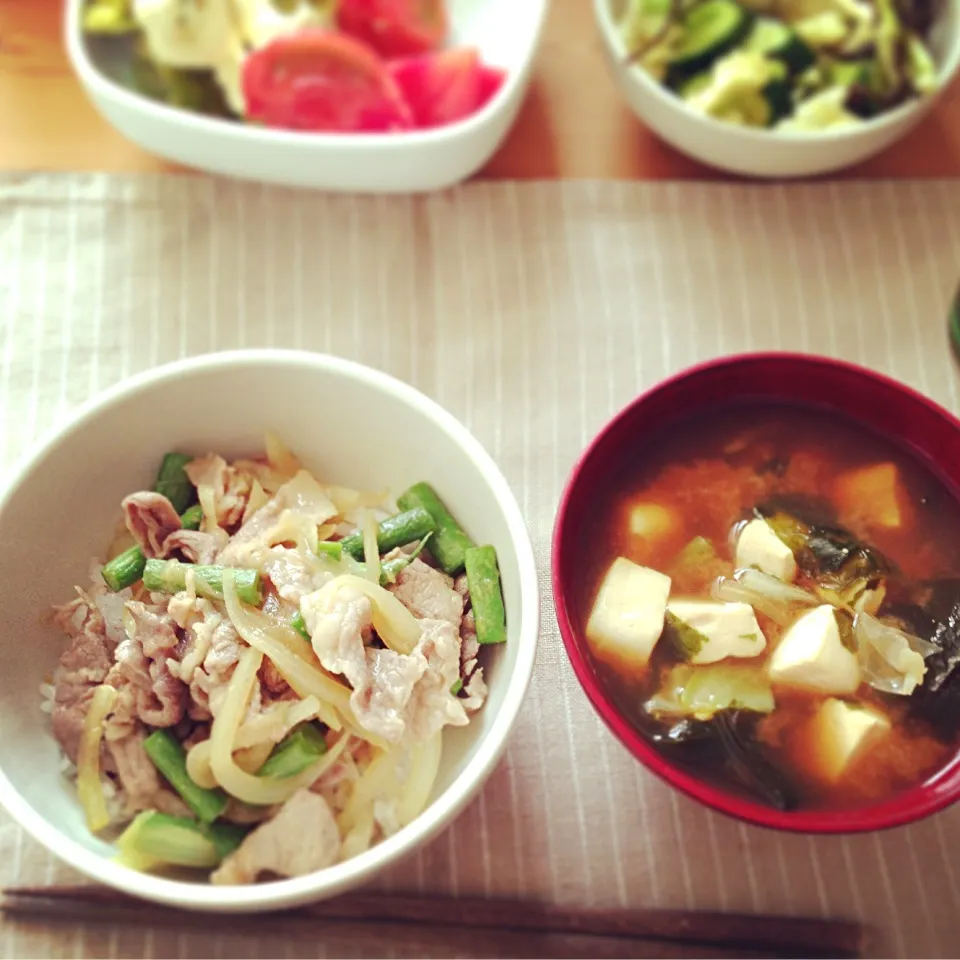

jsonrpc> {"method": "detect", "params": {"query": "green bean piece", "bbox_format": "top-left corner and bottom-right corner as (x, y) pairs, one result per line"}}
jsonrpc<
(117, 811), (246, 870)
(316, 540), (343, 561)
(337, 508), (436, 561)
(396, 484), (474, 575)
(450, 678), (464, 696)
(153, 452), (196, 514)
(142, 730), (227, 824)
(464, 545), (507, 645)
(291, 611), (311, 640)
(101, 545), (147, 592)
(180, 503), (203, 531)
(257, 724), (328, 780)
(143, 559), (262, 605)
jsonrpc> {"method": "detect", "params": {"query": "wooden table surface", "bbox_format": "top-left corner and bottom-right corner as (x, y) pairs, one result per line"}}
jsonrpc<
(3, 0), (960, 179)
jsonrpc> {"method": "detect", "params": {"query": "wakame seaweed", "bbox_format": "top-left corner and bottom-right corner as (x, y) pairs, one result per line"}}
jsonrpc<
(640, 709), (797, 810)
(755, 500), (891, 587)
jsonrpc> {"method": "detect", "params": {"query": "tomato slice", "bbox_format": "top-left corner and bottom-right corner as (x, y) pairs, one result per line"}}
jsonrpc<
(336, 0), (448, 59)
(476, 64), (507, 111)
(387, 47), (506, 129)
(242, 30), (413, 133)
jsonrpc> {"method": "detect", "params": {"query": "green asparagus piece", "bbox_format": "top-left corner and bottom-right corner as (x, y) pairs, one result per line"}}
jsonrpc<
(116, 811), (246, 871)
(378, 533), (433, 587)
(143, 559), (263, 605)
(142, 730), (227, 824)
(316, 540), (343, 561)
(101, 546), (147, 593)
(257, 724), (328, 779)
(291, 611), (311, 640)
(396, 484), (474, 575)
(179, 503), (203, 531)
(464, 545), (507, 645)
(100, 504), (203, 592)
(337, 508), (436, 561)
(154, 452), (196, 514)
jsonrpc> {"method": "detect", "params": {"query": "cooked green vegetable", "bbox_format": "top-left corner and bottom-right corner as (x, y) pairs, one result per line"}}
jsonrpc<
(143, 559), (262, 605)
(663, 611), (708, 661)
(153, 452), (196, 514)
(257, 724), (327, 780)
(337, 508), (436, 561)
(397, 483), (475, 575)
(142, 730), (228, 824)
(450, 678), (464, 696)
(744, 17), (814, 73)
(645, 663), (775, 719)
(316, 541), (343, 561)
(116, 811), (246, 871)
(464, 545), (507, 646)
(669, 0), (754, 77)
(101, 546), (148, 593)
(620, 0), (941, 131)
(378, 533), (433, 586)
(291, 611), (311, 641)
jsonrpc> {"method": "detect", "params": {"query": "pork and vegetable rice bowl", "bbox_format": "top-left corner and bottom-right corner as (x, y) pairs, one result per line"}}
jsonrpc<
(43, 436), (506, 885)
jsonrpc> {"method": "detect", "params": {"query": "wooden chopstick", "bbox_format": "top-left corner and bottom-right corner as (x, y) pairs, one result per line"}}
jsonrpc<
(1, 885), (870, 959)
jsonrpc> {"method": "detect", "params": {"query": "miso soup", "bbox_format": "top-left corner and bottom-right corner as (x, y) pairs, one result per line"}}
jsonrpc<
(578, 403), (960, 811)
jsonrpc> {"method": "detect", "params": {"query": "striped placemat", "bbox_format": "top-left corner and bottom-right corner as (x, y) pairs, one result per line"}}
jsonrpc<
(1, 174), (959, 959)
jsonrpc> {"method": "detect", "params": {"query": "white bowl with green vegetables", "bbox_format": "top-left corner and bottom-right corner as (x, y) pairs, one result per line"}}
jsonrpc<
(596, 0), (960, 177)
(0, 349), (538, 911)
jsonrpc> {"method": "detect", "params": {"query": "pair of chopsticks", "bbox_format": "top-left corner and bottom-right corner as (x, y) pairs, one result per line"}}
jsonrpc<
(1, 886), (869, 959)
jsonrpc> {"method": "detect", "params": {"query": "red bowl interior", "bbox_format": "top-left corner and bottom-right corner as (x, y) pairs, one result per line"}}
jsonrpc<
(552, 352), (960, 833)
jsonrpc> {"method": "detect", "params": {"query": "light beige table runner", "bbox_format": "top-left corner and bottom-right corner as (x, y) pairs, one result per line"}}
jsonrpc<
(1, 174), (959, 959)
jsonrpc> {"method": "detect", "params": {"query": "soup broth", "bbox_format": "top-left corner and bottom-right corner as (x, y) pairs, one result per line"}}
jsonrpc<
(578, 403), (960, 811)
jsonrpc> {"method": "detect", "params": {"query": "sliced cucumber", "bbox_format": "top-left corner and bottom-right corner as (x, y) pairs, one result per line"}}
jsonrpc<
(744, 17), (815, 73)
(669, 0), (755, 77)
(829, 59), (869, 87)
(678, 71), (714, 100)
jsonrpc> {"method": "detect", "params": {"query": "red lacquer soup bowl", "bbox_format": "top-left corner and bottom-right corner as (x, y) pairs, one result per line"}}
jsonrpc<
(552, 352), (960, 833)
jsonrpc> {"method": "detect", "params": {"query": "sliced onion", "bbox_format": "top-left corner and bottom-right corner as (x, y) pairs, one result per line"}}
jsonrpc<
(197, 484), (221, 535)
(223, 573), (349, 732)
(362, 510), (381, 585)
(312, 574), (422, 655)
(264, 429), (302, 478)
(712, 568), (818, 625)
(185, 739), (218, 790)
(76, 683), (118, 833)
(854, 613), (936, 696)
(396, 732), (442, 829)
(209, 645), (330, 804)
(243, 480), (270, 524)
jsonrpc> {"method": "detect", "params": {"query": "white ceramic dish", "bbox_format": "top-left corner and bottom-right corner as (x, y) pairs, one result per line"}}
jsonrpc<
(64, 0), (549, 193)
(595, 0), (960, 178)
(0, 349), (539, 912)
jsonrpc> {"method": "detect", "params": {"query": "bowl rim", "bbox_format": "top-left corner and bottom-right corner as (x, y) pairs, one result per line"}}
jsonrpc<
(593, 0), (960, 145)
(0, 348), (540, 911)
(63, 0), (550, 149)
(552, 350), (960, 834)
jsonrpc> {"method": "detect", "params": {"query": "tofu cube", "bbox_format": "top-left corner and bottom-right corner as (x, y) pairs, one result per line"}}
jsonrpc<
(834, 462), (905, 530)
(768, 604), (861, 695)
(807, 698), (891, 782)
(586, 558), (671, 671)
(667, 600), (767, 664)
(735, 518), (797, 582)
